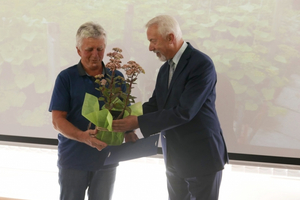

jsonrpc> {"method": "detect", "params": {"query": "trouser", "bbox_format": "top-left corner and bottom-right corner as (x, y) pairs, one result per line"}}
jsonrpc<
(166, 168), (223, 200)
(59, 167), (117, 200)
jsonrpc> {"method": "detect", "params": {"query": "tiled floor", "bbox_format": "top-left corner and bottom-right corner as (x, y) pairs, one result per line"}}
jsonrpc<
(1, 144), (300, 200)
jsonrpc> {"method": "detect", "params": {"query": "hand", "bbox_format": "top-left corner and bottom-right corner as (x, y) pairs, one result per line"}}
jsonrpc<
(83, 129), (108, 151)
(112, 115), (139, 132)
(124, 131), (139, 143)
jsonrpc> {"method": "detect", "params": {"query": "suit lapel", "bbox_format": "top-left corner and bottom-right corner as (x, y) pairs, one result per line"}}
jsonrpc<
(160, 62), (170, 102)
(163, 43), (193, 107)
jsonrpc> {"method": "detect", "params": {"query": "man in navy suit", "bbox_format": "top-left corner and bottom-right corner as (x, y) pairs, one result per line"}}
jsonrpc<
(112, 15), (228, 200)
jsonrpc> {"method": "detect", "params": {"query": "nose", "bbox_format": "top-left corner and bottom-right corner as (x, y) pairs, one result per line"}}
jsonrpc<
(91, 49), (99, 57)
(149, 43), (154, 52)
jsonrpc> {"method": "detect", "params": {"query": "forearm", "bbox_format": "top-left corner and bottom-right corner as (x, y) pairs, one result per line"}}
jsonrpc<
(52, 114), (107, 151)
(53, 117), (85, 142)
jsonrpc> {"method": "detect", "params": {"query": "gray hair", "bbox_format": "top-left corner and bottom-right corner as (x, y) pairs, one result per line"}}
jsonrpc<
(145, 15), (182, 40)
(76, 22), (107, 49)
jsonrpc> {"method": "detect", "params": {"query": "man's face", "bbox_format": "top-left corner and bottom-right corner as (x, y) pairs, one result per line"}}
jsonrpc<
(147, 25), (170, 62)
(77, 37), (106, 70)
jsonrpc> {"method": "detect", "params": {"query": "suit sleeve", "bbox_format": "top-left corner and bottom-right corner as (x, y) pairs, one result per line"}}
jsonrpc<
(138, 54), (217, 137)
(142, 89), (158, 114)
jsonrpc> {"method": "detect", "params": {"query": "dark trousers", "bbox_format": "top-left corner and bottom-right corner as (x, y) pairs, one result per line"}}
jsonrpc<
(166, 169), (223, 200)
(59, 167), (116, 200)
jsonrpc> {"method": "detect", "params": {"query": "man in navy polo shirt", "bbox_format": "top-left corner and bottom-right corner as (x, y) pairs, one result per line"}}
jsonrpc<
(49, 21), (138, 200)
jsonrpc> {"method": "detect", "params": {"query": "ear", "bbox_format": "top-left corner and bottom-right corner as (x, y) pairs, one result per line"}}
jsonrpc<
(76, 47), (81, 57)
(167, 33), (175, 43)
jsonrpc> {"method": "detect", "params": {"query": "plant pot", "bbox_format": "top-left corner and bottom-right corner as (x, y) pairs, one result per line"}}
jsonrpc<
(96, 110), (124, 146)
(96, 130), (124, 146)
(110, 110), (123, 120)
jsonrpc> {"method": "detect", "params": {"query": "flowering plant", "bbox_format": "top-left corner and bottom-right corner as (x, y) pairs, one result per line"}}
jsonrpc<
(82, 48), (145, 145)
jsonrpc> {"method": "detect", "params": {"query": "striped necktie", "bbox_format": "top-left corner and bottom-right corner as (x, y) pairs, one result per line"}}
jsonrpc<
(168, 59), (175, 87)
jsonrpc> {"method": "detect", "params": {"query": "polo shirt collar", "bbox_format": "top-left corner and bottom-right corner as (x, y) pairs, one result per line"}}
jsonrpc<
(77, 61), (107, 77)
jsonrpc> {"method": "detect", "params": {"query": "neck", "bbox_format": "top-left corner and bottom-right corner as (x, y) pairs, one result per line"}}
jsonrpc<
(169, 39), (184, 59)
(85, 64), (103, 77)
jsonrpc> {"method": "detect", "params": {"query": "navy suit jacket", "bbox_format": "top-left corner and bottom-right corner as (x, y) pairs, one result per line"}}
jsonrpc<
(138, 43), (228, 178)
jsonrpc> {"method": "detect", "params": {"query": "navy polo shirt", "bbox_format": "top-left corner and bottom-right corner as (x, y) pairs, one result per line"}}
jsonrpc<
(49, 61), (126, 170)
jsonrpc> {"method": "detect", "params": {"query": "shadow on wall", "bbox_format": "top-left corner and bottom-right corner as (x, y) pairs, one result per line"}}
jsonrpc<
(216, 73), (237, 151)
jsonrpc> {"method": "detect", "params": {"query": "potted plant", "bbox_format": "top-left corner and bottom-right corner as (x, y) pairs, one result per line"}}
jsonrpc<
(82, 48), (145, 145)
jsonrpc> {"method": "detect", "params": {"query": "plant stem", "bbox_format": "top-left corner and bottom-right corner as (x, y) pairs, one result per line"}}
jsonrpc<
(107, 70), (116, 111)
(117, 76), (134, 119)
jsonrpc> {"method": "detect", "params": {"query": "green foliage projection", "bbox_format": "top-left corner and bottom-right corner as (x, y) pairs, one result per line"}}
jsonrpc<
(0, 0), (299, 139)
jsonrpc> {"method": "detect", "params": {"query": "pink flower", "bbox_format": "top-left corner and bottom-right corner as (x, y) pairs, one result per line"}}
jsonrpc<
(100, 79), (107, 86)
(112, 47), (122, 53)
(95, 74), (104, 79)
(94, 47), (144, 117)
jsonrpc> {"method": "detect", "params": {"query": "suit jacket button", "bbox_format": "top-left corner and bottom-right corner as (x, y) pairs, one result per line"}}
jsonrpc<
(163, 135), (166, 139)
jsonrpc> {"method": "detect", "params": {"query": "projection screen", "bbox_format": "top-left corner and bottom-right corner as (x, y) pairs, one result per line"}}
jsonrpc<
(1, 0), (300, 164)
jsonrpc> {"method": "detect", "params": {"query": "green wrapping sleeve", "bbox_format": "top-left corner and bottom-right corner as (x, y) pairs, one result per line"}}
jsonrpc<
(82, 93), (143, 145)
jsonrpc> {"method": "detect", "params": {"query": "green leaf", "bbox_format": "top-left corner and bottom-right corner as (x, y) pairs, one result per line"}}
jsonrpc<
(31, 52), (47, 67)
(239, 3), (256, 12)
(214, 24), (227, 32)
(194, 29), (211, 38)
(274, 55), (287, 63)
(217, 39), (233, 49)
(253, 30), (275, 41)
(110, 91), (120, 100)
(17, 103), (49, 127)
(11, 53), (25, 66)
(98, 97), (106, 102)
(106, 74), (112, 79)
(246, 88), (259, 98)
(266, 66), (279, 76)
(232, 15), (245, 22)
(261, 88), (275, 101)
(192, 10), (205, 15)
(185, 19), (198, 26)
(230, 80), (248, 94)
(246, 69), (266, 84)
(216, 6), (232, 13)
(228, 27), (251, 37)
(102, 90), (109, 97)
(15, 72), (35, 89)
(34, 70), (52, 94)
(0, 90), (26, 112)
(227, 70), (244, 80)
(182, 3), (192, 10)
(237, 53), (257, 64)
(200, 22), (217, 28)
(237, 43), (252, 52)
(203, 40), (218, 53)
(113, 102), (125, 110)
(120, 93), (128, 100)
(95, 79), (101, 84)
(114, 76), (122, 82)
(267, 103), (287, 117)
(245, 101), (258, 111)
(21, 31), (37, 42)
(219, 55), (235, 66)
(0, 44), (15, 62)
